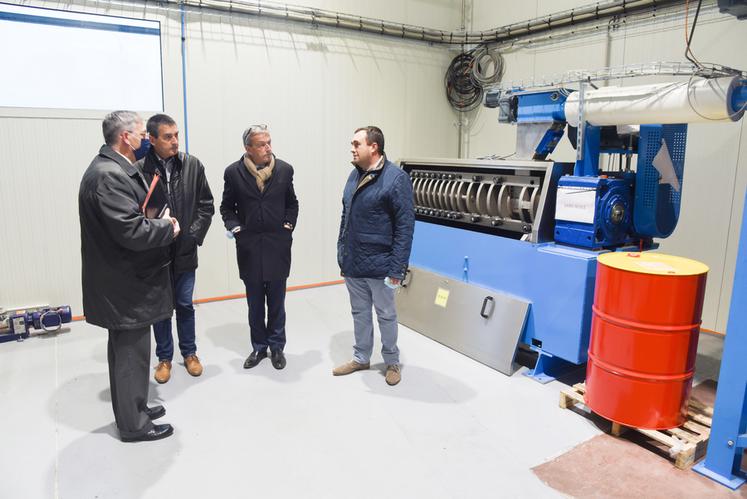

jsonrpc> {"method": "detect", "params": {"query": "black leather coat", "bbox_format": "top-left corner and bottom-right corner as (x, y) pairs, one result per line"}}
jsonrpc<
(137, 149), (214, 274)
(78, 146), (175, 330)
(220, 156), (299, 282)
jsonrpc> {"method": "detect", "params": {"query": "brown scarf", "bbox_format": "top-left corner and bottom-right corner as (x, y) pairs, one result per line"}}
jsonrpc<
(243, 154), (275, 192)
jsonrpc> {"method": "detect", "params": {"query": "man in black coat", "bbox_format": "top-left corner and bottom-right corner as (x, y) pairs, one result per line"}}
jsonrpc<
(220, 125), (299, 370)
(79, 110), (178, 442)
(137, 114), (214, 384)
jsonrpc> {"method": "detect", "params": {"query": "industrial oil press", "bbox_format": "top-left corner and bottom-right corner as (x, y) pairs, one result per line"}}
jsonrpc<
(396, 71), (747, 383)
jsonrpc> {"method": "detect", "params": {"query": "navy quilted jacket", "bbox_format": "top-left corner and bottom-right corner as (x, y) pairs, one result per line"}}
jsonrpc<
(337, 159), (414, 279)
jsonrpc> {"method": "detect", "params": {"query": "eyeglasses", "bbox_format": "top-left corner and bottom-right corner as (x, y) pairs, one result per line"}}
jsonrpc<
(243, 124), (268, 146)
(248, 124), (267, 134)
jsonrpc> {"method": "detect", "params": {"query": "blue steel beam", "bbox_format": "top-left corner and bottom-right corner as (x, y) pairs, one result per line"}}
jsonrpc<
(693, 189), (747, 489)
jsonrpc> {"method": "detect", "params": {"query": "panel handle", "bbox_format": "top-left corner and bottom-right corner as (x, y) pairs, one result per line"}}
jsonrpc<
(480, 296), (494, 319)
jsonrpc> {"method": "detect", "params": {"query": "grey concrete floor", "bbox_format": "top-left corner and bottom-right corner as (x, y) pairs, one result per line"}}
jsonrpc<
(0, 283), (724, 499)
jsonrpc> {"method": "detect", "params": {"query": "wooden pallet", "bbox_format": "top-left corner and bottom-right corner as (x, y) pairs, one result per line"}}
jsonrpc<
(559, 383), (713, 469)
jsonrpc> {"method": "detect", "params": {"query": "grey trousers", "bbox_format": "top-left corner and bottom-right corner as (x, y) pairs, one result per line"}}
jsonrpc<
(107, 327), (154, 439)
(344, 277), (400, 365)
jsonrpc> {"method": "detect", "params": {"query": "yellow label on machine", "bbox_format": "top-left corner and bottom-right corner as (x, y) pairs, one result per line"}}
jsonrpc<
(434, 288), (450, 308)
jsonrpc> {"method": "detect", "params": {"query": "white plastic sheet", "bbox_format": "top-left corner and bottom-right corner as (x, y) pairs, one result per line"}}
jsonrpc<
(564, 77), (742, 126)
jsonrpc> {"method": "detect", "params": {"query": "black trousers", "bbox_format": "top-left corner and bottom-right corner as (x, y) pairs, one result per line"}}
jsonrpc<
(107, 327), (153, 439)
(243, 278), (287, 353)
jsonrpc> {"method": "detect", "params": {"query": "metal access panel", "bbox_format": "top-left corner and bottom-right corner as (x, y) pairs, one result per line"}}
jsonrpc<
(396, 266), (529, 376)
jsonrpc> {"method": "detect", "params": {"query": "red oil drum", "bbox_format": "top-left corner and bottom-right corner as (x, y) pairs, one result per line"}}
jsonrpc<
(585, 252), (708, 429)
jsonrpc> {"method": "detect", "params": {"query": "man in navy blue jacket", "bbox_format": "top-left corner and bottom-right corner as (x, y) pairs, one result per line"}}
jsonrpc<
(333, 126), (414, 386)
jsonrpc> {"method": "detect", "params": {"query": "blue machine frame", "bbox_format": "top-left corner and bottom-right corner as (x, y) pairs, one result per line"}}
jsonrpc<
(410, 221), (598, 382)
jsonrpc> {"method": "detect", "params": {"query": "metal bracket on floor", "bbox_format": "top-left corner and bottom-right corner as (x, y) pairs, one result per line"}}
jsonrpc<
(524, 349), (577, 384)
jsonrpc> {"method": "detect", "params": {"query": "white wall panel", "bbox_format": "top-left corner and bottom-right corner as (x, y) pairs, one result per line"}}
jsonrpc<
(470, 0), (536, 28)
(0, 0), (457, 317)
(0, 117), (101, 311)
(719, 124), (747, 330)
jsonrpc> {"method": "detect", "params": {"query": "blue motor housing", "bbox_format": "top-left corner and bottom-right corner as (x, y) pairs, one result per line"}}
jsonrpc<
(554, 175), (635, 248)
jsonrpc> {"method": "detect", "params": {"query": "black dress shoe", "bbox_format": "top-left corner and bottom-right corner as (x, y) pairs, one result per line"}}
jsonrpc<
(271, 350), (286, 370)
(145, 405), (165, 420)
(121, 423), (174, 443)
(243, 350), (267, 369)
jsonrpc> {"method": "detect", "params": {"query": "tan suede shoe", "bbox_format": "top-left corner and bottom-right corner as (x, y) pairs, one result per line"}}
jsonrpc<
(385, 364), (401, 386)
(184, 355), (203, 377)
(154, 360), (172, 384)
(332, 360), (370, 376)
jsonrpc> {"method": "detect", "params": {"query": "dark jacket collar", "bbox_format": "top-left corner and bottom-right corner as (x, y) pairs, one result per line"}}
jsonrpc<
(141, 148), (183, 176)
(100, 145), (149, 190)
(99, 145), (138, 176)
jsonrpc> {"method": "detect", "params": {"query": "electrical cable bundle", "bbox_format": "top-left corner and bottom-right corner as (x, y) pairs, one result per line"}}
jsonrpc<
(445, 51), (482, 112)
(471, 45), (504, 86)
(445, 45), (504, 112)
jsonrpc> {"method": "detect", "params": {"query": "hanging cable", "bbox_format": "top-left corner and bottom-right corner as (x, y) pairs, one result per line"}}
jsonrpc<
(445, 50), (483, 112)
(684, 0), (704, 69)
(445, 44), (505, 112)
(471, 45), (504, 86)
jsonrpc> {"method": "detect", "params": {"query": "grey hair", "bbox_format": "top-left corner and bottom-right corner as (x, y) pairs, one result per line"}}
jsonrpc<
(242, 124), (269, 147)
(102, 110), (142, 146)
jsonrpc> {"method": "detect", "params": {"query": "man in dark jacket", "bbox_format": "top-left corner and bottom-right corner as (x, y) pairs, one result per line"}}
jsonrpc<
(79, 110), (178, 442)
(137, 114), (214, 384)
(220, 124), (298, 370)
(333, 126), (414, 386)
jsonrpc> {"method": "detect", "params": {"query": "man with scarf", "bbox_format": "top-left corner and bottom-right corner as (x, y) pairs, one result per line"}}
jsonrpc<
(333, 126), (414, 386)
(220, 125), (299, 370)
(138, 114), (214, 384)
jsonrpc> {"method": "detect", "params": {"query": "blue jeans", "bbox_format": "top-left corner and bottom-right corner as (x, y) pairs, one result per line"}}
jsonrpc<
(244, 279), (287, 353)
(344, 277), (399, 365)
(153, 271), (196, 361)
